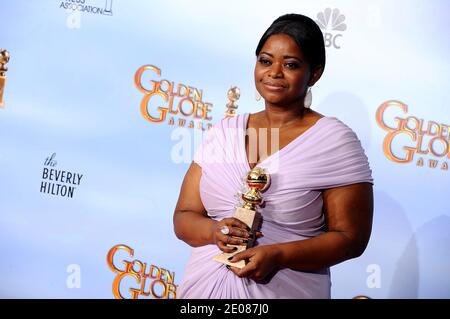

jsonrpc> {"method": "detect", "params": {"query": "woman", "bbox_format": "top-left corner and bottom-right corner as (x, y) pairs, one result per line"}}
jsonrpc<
(173, 13), (373, 298)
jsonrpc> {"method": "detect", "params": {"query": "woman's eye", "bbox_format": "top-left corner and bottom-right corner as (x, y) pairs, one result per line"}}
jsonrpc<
(258, 58), (271, 65)
(285, 62), (299, 69)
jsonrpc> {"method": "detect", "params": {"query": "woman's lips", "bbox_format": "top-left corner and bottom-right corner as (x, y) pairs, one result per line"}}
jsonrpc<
(262, 82), (286, 91)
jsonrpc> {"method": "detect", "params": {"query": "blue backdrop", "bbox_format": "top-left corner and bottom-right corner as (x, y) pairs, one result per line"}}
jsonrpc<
(0, 0), (449, 298)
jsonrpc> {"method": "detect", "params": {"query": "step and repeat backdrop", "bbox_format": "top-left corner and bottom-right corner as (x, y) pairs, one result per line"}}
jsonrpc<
(0, 0), (449, 299)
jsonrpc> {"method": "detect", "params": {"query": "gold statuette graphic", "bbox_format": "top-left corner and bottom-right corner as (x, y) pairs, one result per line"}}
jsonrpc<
(224, 86), (240, 118)
(0, 49), (10, 108)
(213, 167), (270, 268)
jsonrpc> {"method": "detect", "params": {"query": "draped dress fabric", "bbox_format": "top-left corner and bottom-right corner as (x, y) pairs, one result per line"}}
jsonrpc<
(177, 112), (373, 299)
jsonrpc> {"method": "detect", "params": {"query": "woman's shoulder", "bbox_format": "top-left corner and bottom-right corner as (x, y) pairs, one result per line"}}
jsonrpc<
(306, 115), (367, 157)
(316, 115), (360, 140)
(209, 113), (248, 131)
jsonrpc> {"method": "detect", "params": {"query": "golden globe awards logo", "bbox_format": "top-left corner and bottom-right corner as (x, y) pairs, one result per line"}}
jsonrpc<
(376, 100), (449, 171)
(107, 245), (177, 299)
(315, 8), (347, 49)
(134, 65), (213, 131)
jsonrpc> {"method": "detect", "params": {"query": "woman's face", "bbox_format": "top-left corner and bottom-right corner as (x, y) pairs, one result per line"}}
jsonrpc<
(254, 33), (315, 106)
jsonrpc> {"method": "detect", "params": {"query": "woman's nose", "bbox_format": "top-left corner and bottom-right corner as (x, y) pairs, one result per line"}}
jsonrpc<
(269, 62), (283, 78)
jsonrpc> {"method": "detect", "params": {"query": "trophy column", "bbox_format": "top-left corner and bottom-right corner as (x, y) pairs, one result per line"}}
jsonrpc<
(213, 167), (270, 269)
(0, 49), (10, 108)
(224, 86), (240, 118)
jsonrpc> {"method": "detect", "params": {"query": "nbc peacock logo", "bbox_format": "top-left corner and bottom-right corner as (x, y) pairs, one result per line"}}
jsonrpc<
(315, 8), (347, 49)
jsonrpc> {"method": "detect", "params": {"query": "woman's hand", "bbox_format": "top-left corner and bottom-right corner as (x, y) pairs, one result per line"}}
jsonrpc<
(211, 218), (253, 253)
(226, 245), (281, 282)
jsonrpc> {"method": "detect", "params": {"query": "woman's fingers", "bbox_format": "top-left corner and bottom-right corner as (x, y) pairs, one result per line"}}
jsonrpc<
(228, 218), (251, 231)
(220, 233), (249, 246)
(227, 226), (251, 239)
(225, 218), (265, 239)
(218, 219), (251, 238)
(214, 218), (264, 252)
(217, 241), (239, 253)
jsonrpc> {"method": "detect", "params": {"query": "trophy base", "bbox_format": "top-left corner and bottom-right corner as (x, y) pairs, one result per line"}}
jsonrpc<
(213, 244), (247, 269)
(213, 207), (257, 269)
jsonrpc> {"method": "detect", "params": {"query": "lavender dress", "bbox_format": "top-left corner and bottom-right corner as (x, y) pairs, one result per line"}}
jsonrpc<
(177, 113), (373, 299)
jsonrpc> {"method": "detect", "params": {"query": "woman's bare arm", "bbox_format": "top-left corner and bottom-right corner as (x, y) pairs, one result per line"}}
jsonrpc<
(275, 182), (374, 271)
(173, 162), (251, 250)
(173, 162), (215, 247)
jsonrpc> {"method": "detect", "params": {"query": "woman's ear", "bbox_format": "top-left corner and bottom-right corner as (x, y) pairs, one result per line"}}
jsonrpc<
(308, 65), (324, 87)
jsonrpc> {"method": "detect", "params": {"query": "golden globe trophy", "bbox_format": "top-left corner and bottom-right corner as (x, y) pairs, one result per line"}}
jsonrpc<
(0, 49), (10, 108)
(224, 86), (240, 117)
(213, 167), (270, 269)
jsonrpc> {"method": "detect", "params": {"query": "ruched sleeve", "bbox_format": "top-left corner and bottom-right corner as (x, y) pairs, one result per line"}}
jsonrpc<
(293, 117), (373, 190)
